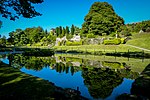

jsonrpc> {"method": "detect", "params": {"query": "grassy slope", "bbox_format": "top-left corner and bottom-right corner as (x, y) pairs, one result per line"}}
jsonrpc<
(127, 33), (150, 50)
(53, 44), (141, 52)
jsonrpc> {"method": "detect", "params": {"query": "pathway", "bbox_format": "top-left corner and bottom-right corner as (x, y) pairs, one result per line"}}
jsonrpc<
(126, 44), (150, 52)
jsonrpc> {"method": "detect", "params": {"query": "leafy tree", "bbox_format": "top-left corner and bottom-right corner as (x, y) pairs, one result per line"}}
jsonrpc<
(59, 26), (62, 37)
(45, 29), (48, 35)
(0, 35), (7, 46)
(62, 27), (66, 36)
(55, 27), (59, 37)
(82, 2), (124, 36)
(71, 24), (75, 35)
(123, 20), (150, 33)
(7, 26), (46, 45)
(74, 26), (81, 35)
(66, 26), (70, 35)
(0, 0), (43, 22)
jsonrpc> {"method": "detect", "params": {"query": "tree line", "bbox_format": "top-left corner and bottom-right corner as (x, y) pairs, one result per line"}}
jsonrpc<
(119, 20), (150, 36)
(0, 25), (80, 46)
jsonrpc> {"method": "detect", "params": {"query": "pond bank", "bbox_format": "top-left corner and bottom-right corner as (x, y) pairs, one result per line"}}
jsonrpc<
(0, 61), (87, 100)
(53, 45), (150, 58)
(0, 47), (54, 56)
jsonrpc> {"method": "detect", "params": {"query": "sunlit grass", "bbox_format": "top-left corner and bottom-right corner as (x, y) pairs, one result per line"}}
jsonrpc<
(53, 44), (144, 53)
(127, 33), (150, 50)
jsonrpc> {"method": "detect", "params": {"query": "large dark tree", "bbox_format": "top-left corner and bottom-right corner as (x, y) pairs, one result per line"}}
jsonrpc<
(66, 26), (70, 35)
(82, 2), (124, 35)
(0, 0), (43, 23)
(71, 24), (75, 35)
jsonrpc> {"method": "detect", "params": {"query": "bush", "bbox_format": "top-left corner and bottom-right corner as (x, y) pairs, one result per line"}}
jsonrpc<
(27, 44), (31, 46)
(66, 34), (73, 40)
(34, 43), (42, 46)
(86, 33), (95, 38)
(58, 41), (62, 46)
(104, 38), (121, 45)
(120, 38), (125, 44)
(66, 41), (82, 46)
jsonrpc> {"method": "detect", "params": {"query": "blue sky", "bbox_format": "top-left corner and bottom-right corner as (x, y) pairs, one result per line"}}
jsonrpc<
(0, 0), (150, 38)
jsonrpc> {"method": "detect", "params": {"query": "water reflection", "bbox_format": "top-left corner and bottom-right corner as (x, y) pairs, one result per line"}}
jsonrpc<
(1, 54), (147, 99)
(82, 67), (123, 99)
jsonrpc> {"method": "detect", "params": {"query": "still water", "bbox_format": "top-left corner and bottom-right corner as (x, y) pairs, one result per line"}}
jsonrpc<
(1, 54), (149, 100)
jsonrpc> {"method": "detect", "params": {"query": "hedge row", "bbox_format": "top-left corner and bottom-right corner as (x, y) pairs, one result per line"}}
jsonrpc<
(66, 41), (82, 46)
(104, 38), (125, 45)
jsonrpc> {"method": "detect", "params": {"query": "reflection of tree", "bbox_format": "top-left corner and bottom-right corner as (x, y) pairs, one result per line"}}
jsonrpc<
(119, 69), (139, 79)
(55, 62), (75, 75)
(82, 68), (123, 99)
(10, 54), (53, 71)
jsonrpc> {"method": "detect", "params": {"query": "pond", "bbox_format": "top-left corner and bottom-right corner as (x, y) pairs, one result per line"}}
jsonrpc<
(0, 53), (150, 100)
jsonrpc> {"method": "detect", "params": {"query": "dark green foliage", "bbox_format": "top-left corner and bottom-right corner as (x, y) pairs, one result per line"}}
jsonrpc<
(71, 24), (75, 35)
(0, 0), (43, 27)
(0, 0), (43, 20)
(82, 2), (124, 36)
(7, 26), (46, 45)
(66, 26), (70, 35)
(55, 27), (59, 37)
(122, 20), (150, 33)
(0, 36), (7, 47)
(62, 27), (66, 36)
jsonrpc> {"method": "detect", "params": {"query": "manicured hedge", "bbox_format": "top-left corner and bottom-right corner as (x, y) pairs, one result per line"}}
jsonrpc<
(66, 41), (82, 46)
(104, 38), (125, 45)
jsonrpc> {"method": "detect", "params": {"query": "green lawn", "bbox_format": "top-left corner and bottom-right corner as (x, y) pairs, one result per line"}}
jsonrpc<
(127, 33), (150, 50)
(53, 44), (145, 53)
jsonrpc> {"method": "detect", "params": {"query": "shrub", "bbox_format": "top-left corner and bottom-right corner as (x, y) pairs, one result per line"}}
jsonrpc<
(120, 38), (125, 44)
(58, 41), (62, 46)
(86, 33), (95, 38)
(27, 44), (31, 46)
(66, 41), (82, 46)
(34, 43), (42, 46)
(66, 34), (73, 40)
(104, 38), (121, 45)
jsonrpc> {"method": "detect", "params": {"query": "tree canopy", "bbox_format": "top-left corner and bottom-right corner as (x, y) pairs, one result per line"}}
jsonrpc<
(82, 2), (124, 36)
(0, 0), (43, 27)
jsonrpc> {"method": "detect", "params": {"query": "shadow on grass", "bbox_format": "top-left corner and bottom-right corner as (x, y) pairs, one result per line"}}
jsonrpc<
(0, 61), (87, 100)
